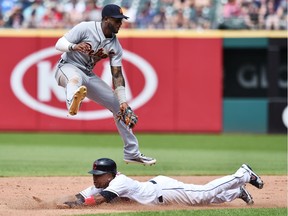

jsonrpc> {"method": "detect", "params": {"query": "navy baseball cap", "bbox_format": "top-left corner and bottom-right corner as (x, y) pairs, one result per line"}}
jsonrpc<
(102, 4), (129, 19)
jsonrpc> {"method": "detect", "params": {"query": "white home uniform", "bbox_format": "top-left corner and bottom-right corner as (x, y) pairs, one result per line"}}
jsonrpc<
(79, 166), (252, 205)
(54, 21), (140, 159)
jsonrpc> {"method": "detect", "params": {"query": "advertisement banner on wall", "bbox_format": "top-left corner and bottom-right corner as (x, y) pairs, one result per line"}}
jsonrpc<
(0, 35), (222, 132)
(223, 48), (287, 98)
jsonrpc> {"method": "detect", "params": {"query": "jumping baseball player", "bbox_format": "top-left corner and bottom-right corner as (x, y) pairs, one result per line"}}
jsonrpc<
(58, 158), (264, 208)
(54, 4), (156, 165)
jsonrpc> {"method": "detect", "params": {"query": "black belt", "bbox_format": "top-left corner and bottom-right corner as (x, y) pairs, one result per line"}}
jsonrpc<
(149, 180), (163, 203)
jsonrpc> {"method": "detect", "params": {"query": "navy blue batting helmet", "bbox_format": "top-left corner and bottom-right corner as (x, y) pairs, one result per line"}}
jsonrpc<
(88, 158), (117, 175)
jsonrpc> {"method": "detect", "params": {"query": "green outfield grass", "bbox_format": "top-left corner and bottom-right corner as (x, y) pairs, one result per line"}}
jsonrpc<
(0, 133), (286, 176)
(0, 133), (286, 216)
(79, 208), (287, 216)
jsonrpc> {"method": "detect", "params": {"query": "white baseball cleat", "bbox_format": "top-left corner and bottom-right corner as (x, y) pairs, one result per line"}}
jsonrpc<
(68, 86), (87, 116)
(239, 185), (254, 205)
(124, 153), (157, 165)
(241, 164), (264, 189)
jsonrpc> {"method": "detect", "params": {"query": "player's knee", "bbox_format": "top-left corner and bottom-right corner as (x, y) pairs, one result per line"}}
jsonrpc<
(70, 75), (82, 85)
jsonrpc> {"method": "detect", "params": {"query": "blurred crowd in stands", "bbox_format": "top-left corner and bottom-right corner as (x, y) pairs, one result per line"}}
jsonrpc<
(0, 0), (286, 30)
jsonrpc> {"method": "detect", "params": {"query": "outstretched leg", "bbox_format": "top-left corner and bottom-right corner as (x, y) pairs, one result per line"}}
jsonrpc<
(85, 74), (156, 165)
(211, 185), (254, 205)
(185, 164), (263, 205)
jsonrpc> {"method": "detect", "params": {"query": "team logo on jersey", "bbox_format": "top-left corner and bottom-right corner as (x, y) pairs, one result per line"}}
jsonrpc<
(10, 47), (158, 120)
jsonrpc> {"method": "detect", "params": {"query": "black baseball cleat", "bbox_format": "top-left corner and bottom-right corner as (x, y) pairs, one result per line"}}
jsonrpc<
(239, 185), (254, 205)
(241, 164), (264, 189)
(124, 153), (156, 165)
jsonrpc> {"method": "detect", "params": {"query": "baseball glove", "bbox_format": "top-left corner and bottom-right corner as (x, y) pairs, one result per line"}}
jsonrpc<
(117, 107), (138, 129)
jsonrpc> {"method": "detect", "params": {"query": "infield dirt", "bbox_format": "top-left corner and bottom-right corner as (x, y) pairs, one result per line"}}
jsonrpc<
(0, 176), (286, 216)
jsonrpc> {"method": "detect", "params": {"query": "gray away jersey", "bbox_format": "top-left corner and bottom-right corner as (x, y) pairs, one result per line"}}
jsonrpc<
(61, 21), (123, 73)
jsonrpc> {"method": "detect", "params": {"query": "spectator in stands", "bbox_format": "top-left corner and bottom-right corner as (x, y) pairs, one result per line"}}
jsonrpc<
(39, 2), (64, 28)
(0, 0), (18, 16)
(219, 0), (248, 29)
(165, 0), (214, 30)
(4, 5), (24, 28)
(23, 7), (37, 28)
(257, 0), (267, 28)
(82, 0), (102, 22)
(0, 0), (286, 30)
(121, 1), (137, 28)
(62, 0), (86, 28)
(19, 0), (33, 11)
(0, 10), (3, 27)
(135, 1), (157, 28)
(165, 0), (191, 29)
(223, 0), (242, 18)
(263, 0), (283, 29)
(172, 8), (186, 28)
(278, 0), (287, 29)
(240, 0), (267, 29)
(160, 0), (175, 28)
(23, 0), (45, 27)
(193, 0), (214, 30)
(151, 6), (167, 28)
(200, 0), (216, 29)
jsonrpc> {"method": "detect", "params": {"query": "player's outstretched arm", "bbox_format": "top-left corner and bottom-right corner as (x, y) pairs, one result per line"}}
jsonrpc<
(57, 193), (108, 208)
(84, 194), (107, 206)
(56, 193), (85, 209)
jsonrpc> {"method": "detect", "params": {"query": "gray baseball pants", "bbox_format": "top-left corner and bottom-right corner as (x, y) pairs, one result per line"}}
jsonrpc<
(55, 62), (140, 159)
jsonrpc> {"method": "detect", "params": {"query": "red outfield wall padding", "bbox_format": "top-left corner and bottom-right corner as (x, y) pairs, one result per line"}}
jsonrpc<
(0, 36), (222, 132)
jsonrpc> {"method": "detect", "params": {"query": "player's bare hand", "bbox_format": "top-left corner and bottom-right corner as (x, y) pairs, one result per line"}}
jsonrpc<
(56, 201), (83, 209)
(73, 42), (92, 54)
(120, 102), (129, 113)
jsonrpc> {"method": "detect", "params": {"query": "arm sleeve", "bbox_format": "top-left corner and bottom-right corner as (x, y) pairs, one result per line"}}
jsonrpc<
(99, 190), (118, 203)
(55, 22), (87, 52)
(55, 36), (74, 52)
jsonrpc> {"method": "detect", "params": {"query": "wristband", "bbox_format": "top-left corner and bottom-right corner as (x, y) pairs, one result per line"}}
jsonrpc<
(68, 43), (76, 51)
(84, 196), (96, 205)
(114, 86), (126, 104)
